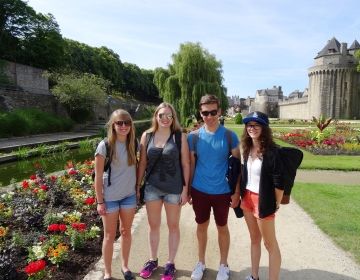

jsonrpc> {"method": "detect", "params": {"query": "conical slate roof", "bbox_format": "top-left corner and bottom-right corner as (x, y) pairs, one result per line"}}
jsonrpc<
(349, 40), (360, 50)
(315, 37), (341, 58)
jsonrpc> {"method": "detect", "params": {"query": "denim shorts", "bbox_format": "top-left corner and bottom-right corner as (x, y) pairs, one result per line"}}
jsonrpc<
(144, 184), (181, 205)
(105, 194), (137, 213)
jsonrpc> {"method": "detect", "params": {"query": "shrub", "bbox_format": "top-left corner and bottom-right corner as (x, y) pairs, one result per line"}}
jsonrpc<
(234, 113), (243, 124)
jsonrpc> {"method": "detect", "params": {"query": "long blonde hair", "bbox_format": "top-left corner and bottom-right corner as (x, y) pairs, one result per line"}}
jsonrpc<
(106, 109), (137, 165)
(148, 102), (182, 133)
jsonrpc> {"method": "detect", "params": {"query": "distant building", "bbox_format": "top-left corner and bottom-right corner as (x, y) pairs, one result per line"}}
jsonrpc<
(279, 37), (360, 120)
(251, 86), (283, 117)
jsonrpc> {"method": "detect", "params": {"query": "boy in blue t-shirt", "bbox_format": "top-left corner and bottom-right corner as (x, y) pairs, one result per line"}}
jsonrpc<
(187, 94), (240, 280)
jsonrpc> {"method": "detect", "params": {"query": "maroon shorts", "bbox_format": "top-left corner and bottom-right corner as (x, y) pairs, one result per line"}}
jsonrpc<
(191, 187), (231, 226)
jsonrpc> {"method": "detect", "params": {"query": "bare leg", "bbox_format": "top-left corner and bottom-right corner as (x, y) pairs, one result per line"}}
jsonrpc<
(164, 202), (182, 263)
(119, 207), (136, 272)
(196, 219), (210, 263)
(257, 218), (281, 280)
(102, 211), (119, 278)
(243, 210), (262, 279)
(146, 200), (163, 259)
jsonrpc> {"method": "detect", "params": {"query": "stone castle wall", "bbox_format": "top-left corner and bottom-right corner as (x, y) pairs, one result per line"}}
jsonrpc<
(279, 98), (309, 119)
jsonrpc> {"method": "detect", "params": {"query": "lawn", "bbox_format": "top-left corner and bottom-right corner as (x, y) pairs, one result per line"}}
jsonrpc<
(292, 182), (360, 264)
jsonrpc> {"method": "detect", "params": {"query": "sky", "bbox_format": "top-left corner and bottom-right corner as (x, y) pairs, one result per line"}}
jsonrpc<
(27, 0), (360, 98)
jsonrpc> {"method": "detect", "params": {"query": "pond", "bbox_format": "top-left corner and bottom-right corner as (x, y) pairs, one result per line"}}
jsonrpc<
(0, 148), (93, 187)
(0, 120), (151, 187)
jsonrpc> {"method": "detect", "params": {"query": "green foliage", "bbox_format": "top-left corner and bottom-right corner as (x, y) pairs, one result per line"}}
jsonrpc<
(154, 42), (227, 125)
(51, 72), (109, 122)
(0, 0), (64, 69)
(234, 113), (243, 124)
(0, 108), (73, 138)
(312, 114), (332, 132)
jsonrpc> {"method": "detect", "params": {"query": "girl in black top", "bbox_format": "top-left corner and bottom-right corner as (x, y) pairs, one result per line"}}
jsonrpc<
(240, 111), (284, 280)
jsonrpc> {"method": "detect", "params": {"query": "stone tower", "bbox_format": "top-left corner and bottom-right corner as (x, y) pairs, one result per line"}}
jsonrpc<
(307, 37), (360, 119)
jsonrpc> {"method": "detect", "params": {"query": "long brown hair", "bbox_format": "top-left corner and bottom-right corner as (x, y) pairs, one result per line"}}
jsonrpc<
(147, 102), (182, 133)
(241, 124), (276, 160)
(106, 109), (137, 166)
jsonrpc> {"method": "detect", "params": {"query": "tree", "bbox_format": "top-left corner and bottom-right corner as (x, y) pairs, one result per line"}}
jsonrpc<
(154, 42), (227, 124)
(51, 72), (110, 122)
(0, 0), (64, 69)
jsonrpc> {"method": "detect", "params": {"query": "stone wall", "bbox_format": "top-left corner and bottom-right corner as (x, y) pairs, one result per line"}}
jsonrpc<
(279, 98), (309, 119)
(0, 88), (68, 117)
(2, 61), (49, 95)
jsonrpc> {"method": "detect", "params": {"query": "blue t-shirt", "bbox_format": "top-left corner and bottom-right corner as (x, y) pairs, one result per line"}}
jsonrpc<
(187, 125), (239, 194)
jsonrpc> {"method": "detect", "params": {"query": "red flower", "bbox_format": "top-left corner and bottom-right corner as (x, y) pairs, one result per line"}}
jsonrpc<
(47, 224), (60, 232)
(50, 175), (57, 182)
(71, 222), (87, 231)
(24, 259), (46, 275)
(30, 174), (37, 180)
(40, 185), (48, 191)
(32, 188), (39, 193)
(39, 235), (47, 242)
(66, 161), (74, 168)
(22, 180), (29, 189)
(68, 168), (78, 175)
(58, 224), (67, 232)
(84, 197), (96, 205)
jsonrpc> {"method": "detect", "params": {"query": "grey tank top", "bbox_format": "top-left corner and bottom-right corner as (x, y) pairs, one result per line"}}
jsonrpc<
(146, 134), (183, 194)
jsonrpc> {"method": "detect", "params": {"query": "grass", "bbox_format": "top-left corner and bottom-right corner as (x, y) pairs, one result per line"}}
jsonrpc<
(292, 182), (360, 264)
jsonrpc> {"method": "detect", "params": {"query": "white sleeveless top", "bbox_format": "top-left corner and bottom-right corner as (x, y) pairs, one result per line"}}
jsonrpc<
(246, 156), (262, 194)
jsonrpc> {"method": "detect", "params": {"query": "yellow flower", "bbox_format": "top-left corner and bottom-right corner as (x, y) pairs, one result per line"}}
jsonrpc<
(0, 226), (9, 237)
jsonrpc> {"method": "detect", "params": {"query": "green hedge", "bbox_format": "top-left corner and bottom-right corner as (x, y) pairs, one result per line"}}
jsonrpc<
(0, 109), (73, 138)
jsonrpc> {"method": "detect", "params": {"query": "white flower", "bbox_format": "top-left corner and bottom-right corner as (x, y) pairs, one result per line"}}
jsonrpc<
(32, 245), (45, 259)
(90, 226), (101, 232)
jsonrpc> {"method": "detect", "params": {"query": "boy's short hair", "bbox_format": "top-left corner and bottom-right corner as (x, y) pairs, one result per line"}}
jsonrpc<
(199, 94), (220, 109)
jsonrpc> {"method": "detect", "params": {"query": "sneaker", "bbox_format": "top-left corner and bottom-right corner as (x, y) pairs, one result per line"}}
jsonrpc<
(245, 276), (259, 280)
(140, 259), (158, 279)
(216, 264), (230, 280)
(161, 263), (176, 280)
(191, 262), (205, 280)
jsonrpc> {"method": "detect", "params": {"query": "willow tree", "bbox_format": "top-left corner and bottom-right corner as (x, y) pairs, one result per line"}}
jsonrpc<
(154, 42), (227, 125)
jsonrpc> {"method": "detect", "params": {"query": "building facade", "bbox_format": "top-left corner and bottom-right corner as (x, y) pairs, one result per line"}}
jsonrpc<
(279, 37), (360, 120)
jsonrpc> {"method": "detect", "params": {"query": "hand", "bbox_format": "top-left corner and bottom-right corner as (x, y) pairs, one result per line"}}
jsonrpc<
(230, 193), (240, 208)
(188, 195), (193, 205)
(97, 203), (106, 216)
(180, 191), (188, 206)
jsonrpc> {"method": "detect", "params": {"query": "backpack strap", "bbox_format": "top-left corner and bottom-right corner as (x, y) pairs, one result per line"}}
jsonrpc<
(103, 138), (112, 186)
(174, 130), (185, 185)
(225, 128), (233, 155)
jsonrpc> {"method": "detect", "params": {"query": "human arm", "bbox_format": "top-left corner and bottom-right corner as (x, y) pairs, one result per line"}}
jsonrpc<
(136, 132), (148, 202)
(180, 132), (190, 205)
(230, 144), (241, 208)
(94, 154), (106, 215)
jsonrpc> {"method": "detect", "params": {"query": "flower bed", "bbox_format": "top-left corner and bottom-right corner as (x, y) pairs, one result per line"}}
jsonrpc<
(277, 122), (360, 155)
(0, 160), (102, 280)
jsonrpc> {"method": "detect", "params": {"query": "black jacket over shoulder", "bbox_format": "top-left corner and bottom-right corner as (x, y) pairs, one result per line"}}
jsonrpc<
(240, 147), (284, 218)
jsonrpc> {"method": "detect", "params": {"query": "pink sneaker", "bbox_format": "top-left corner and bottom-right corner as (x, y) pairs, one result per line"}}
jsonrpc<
(140, 259), (158, 279)
(161, 263), (176, 280)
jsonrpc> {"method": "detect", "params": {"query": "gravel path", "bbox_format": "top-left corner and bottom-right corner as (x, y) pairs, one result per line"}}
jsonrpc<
(84, 169), (360, 280)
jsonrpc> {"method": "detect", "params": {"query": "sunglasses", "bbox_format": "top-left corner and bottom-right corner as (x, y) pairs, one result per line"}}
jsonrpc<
(114, 120), (132, 127)
(158, 113), (173, 120)
(246, 124), (261, 130)
(201, 110), (218, 117)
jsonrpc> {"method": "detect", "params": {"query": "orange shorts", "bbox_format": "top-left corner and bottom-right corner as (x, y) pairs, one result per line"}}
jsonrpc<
(240, 190), (275, 220)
